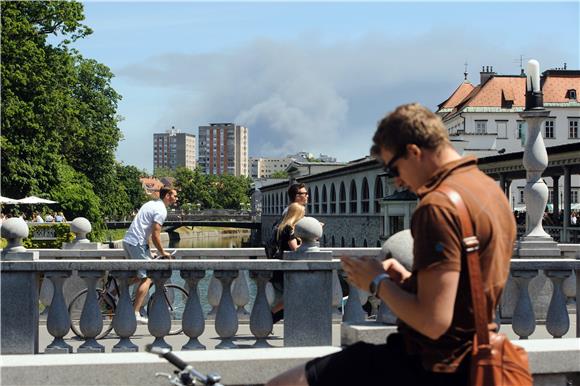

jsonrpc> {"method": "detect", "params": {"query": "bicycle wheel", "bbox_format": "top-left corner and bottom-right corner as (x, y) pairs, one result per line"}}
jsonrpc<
(147, 284), (189, 335)
(68, 288), (116, 340)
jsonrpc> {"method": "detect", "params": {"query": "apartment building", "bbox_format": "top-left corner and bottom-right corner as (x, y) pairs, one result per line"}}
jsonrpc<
(153, 127), (196, 172)
(198, 123), (249, 177)
(250, 157), (292, 179)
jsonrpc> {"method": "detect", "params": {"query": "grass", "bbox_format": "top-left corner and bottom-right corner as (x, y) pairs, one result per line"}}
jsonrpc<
(97, 228), (127, 242)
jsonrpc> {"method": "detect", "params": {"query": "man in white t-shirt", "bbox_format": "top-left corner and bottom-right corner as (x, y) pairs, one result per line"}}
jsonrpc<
(123, 186), (178, 324)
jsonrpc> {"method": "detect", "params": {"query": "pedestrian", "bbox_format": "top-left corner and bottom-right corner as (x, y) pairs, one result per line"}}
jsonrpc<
(55, 212), (66, 223)
(267, 103), (517, 386)
(571, 211), (577, 226)
(122, 186), (178, 324)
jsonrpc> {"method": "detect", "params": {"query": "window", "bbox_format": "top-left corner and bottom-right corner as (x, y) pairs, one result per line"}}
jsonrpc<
(544, 120), (555, 139)
(339, 182), (346, 213)
(349, 180), (357, 213)
(572, 191), (579, 204)
(566, 89), (577, 100)
(519, 190), (525, 204)
(496, 121), (508, 138)
(361, 178), (370, 213)
(389, 216), (404, 236)
(321, 185), (328, 214)
(307, 189), (312, 213)
(330, 184), (337, 214)
(569, 119), (579, 139)
(374, 176), (384, 213)
(314, 186), (320, 214)
(475, 120), (487, 134)
(517, 121), (527, 146)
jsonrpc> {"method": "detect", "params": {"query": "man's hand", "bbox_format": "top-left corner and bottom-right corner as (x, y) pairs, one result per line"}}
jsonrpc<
(340, 256), (384, 292)
(382, 258), (412, 284)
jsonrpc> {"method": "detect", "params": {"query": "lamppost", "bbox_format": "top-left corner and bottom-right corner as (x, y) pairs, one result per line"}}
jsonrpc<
(517, 59), (560, 256)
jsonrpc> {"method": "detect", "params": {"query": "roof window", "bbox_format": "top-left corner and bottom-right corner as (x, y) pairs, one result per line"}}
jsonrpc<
(566, 89), (577, 100)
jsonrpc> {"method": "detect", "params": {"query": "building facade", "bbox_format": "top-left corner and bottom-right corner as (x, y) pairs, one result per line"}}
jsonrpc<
(250, 157), (292, 179)
(153, 127), (196, 172)
(198, 123), (249, 177)
(437, 66), (580, 211)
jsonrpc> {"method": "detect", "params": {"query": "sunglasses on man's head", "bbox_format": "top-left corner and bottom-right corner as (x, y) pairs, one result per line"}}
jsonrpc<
(383, 152), (404, 178)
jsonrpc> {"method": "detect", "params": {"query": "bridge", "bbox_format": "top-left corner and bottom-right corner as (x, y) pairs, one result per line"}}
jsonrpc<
(105, 209), (261, 230)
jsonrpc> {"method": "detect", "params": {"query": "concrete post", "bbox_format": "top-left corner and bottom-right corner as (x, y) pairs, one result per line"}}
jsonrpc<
(232, 270), (250, 318)
(214, 270), (239, 349)
(207, 273), (221, 318)
(1, 239), (40, 354)
(342, 274), (366, 323)
(45, 271), (73, 353)
(111, 271), (139, 352)
(249, 270), (274, 348)
(512, 271), (538, 339)
(284, 217), (333, 347)
(545, 270), (571, 338)
(77, 271), (105, 353)
(62, 217), (102, 250)
(147, 270), (173, 350)
(181, 270), (207, 350)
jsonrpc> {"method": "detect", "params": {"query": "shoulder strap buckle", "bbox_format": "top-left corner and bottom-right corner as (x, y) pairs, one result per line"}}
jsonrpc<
(462, 236), (480, 253)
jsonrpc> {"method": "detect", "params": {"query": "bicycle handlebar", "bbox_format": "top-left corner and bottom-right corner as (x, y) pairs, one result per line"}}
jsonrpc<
(148, 345), (189, 370)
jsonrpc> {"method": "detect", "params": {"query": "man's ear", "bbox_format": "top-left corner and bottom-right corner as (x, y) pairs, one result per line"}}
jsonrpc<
(406, 144), (421, 158)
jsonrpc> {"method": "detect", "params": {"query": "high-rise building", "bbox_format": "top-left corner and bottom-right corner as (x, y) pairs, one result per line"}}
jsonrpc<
(198, 123), (249, 176)
(153, 126), (196, 172)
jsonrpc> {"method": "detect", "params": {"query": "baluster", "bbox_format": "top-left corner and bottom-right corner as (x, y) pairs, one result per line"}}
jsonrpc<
(111, 271), (138, 352)
(45, 271), (73, 353)
(562, 270), (576, 305)
(545, 270), (571, 338)
(77, 271), (106, 353)
(512, 270), (538, 339)
(207, 273), (221, 318)
(147, 270), (172, 350)
(181, 270), (206, 350)
(250, 271), (274, 347)
(342, 272), (365, 323)
(214, 270), (239, 349)
(332, 270), (342, 319)
(265, 281), (275, 306)
(232, 270), (250, 319)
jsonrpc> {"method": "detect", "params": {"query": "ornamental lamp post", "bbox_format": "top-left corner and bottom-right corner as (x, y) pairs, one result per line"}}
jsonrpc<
(517, 59), (560, 256)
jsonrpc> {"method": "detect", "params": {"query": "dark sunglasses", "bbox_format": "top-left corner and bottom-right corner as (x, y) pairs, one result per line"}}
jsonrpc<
(383, 152), (404, 178)
(296, 192), (309, 196)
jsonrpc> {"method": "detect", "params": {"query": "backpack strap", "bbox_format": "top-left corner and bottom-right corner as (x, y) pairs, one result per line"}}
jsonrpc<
(436, 186), (490, 347)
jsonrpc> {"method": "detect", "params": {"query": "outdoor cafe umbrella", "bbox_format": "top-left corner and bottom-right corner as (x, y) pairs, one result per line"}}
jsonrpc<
(17, 196), (58, 204)
(0, 196), (19, 204)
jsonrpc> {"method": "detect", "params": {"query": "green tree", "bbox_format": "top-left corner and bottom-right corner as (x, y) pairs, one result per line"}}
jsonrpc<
(1, 1), (127, 227)
(270, 170), (289, 179)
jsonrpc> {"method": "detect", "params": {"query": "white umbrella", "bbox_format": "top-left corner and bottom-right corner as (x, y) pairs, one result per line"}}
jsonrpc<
(17, 196), (58, 204)
(0, 196), (19, 204)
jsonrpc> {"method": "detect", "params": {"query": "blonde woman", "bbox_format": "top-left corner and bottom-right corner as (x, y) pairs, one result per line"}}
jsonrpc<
(271, 202), (305, 322)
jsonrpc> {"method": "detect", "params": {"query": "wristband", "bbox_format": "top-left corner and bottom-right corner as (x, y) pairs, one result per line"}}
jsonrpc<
(369, 273), (389, 297)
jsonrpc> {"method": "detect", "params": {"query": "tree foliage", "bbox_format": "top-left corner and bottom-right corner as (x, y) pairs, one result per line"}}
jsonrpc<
(0, 1), (141, 230)
(173, 167), (251, 210)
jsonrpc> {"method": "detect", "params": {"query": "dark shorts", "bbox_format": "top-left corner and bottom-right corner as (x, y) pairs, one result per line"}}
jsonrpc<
(305, 334), (469, 386)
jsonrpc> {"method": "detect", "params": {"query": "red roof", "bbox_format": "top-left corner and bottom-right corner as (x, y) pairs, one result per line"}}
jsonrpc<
(542, 74), (580, 103)
(438, 81), (475, 110)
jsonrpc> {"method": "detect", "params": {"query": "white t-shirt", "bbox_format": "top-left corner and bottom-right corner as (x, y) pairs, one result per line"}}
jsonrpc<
(124, 200), (167, 246)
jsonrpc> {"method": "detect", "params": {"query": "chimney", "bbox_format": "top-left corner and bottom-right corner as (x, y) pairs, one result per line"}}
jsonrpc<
(480, 65), (497, 84)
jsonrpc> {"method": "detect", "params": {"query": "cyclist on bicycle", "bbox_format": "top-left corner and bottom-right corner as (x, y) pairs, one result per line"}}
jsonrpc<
(122, 186), (178, 324)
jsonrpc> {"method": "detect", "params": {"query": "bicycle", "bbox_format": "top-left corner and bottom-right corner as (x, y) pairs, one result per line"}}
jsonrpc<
(147, 344), (223, 386)
(68, 258), (189, 339)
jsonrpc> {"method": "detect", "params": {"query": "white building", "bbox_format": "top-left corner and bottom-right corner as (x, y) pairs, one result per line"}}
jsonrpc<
(153, 126), (196, 172)
(198, 123), (249, 177)
(437, 66), (580, 211)
(250, 157), (292, 179)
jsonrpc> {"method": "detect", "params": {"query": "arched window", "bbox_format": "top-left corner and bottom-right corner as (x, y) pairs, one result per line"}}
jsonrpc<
(322, 235), (327, 247)
(314, 186), (320, 214)
(339, 182), (346, 213)
(321, 185), (328, 214)
(341, 237), (345, 247)
(349, 180), (358, 213)
(331, 235), (335, 247)
(275, 194), (279, 214)
(363, 239), (368, 247)
(374, 175), (384, 213)
(330, 184), (337, 214)
(351, 237), (356, 247)
(361, 178), (370, 213)
(307, 188), (312, 214)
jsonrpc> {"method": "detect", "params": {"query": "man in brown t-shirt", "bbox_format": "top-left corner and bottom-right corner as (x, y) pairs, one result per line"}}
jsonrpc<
(267, 103), (516, 386)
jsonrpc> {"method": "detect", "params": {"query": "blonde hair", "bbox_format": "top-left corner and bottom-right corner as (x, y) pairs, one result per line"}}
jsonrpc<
(277, 203), (305, 238)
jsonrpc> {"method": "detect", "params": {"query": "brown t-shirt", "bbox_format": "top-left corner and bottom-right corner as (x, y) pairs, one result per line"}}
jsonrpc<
(397, 156), (516, 372)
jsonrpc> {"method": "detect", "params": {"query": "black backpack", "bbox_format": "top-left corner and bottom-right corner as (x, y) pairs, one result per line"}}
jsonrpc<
(264, 219), (281, 259)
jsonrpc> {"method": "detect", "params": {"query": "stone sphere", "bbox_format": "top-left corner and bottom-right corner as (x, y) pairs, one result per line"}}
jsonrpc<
(379, 229), (414, 270)
(0, 217), (29, 240)
(70, 217), (92, 234)
(294, 217), (323, 242)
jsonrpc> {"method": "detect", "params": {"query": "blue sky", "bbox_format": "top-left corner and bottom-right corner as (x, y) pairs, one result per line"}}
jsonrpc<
(68, 1), (579, 173)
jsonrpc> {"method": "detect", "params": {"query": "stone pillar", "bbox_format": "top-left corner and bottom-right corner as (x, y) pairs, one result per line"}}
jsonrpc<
(284, 217), (333, 347)
(249, 270), (274, 348)
(147, 270), (173, 350)
(545, 270), (571, 338)
(181, 270), (207, 350)
(563, 166), (571, 241)
(214, 270), (239, 349)
(1, 219), (41, 354)
(552, 175), (560, 217)
(76, 271), (105, 353)
(62, 217), (102, 249)
(45, 271), (74, 353)
(111, 271), (139, 352)
(516, 109), (560, 256)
